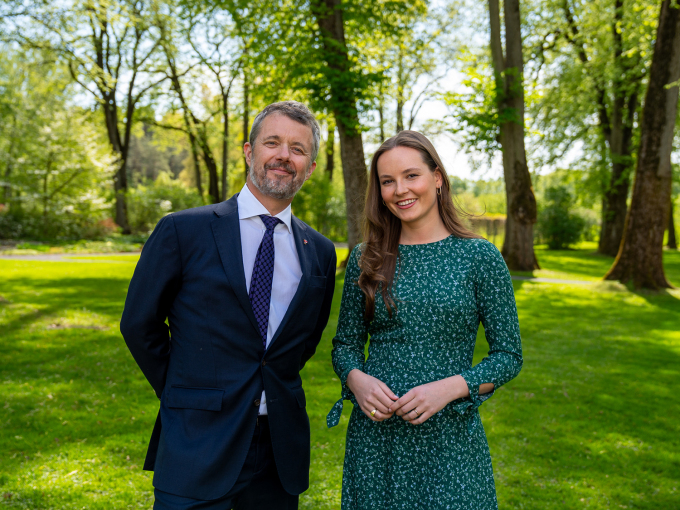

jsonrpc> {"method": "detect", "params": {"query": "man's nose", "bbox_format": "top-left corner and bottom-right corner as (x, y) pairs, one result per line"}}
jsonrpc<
(276, 144), (291, 160)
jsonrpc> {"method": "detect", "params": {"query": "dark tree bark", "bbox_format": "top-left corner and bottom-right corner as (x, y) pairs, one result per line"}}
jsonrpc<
(311, 0), (368, 254)
(396, 47), (404, 134)
(221, 92), (230, 201)
(243, 71), (250, 180)
(378, 99), (385, 143)
(197, 127), (220, 204)
(2, 115), (17, 202)
(326, 120), (335, 181)
(563, 0), (643, 256)
(668, 198), (677, 249)
(598, 1), (640, 256)
(605, 0), (680, 288)
(489, 0), (539, 270)
(161, 43), (204, 198)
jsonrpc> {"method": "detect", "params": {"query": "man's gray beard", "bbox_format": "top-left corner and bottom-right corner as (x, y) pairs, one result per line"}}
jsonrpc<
(250, 165), (308, 200)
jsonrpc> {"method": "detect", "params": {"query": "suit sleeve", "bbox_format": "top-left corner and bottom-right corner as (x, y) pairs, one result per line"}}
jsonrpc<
(120, 215), (182, 398)
(300, 243), (337, 370)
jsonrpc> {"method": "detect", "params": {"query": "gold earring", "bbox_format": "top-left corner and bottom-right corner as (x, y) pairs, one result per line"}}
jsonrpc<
(436, 187), (442, 197)
(382, 199), (386, 206)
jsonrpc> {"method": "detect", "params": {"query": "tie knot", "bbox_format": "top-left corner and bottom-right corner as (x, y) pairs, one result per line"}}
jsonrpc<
(260, 215), (282, 232)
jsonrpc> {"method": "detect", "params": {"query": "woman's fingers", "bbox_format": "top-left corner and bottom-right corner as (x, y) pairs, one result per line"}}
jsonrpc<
(407, 409), (431, 425)
(361, 405), (393, 422)
(390, 391), (418, 415)
(378, 381), (399, 401)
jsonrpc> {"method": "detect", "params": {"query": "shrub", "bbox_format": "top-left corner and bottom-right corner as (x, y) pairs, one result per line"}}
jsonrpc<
(0, 205), (112, 241)
(291, 171), (347, 242)
(127, 172), (204, 234)
(536, 186), (586, 249)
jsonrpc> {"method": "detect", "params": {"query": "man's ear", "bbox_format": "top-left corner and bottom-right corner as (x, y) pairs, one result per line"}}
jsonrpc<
(305, 161), (317, 181)
(244, 142), (253, 168)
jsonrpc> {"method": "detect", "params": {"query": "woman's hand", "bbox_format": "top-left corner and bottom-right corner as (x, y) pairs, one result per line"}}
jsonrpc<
(388, 375), (470, 425)
(346, 369), (399, 422)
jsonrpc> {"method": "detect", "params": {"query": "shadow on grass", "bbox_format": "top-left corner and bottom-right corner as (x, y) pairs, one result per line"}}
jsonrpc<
(2, 259), (680, 509)
(490, 283), (680, 508)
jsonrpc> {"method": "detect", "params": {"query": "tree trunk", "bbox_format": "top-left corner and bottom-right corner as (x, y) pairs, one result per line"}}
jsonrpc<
(326, 120), (335, 181)
(2, 115), (17, 202)
(396, 48), (404, 134)
(101, 93), (131, 233)
(163, 47), (204, 198)
(598, 1), (637, 256)
(243, 73), (250, 180)
(197, 126), (220, 204)
(489, 0), (539, 270)
(312, 0), (368, 255)
(605, 0), (680, 288)
(668, 198), (677, 249)
(222, 93), (229, 201)
(378, 99), (385, 143)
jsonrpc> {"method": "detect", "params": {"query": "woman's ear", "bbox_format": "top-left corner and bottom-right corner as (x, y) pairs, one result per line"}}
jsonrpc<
(434, 169), (444, 189)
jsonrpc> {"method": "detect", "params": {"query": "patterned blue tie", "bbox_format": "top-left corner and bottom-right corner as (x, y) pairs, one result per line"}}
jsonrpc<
(249, 215), (283, 348)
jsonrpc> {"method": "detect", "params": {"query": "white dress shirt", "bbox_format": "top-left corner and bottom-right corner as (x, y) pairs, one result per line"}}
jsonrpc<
(237, 183), (302, 415)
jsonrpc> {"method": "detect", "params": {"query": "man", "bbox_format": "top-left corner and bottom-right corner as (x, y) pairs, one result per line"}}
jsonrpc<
(120, 101), (337, 509)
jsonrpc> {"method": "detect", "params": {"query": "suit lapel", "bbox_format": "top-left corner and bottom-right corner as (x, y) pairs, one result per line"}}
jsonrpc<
(268, 216), (312, 349)
(210, 195), (261, 337)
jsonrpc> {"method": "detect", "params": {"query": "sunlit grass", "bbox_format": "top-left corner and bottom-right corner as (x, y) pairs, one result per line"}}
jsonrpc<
(1, 247), (679, 509)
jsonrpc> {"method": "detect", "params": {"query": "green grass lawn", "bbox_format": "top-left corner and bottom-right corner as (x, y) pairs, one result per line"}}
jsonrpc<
(1, 248), (679, 509)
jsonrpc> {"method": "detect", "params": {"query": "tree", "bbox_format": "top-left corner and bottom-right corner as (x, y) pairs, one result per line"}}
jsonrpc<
(310, 0), (369, 254)
(528, 0), (657, 257)
(0, 46), (114, 239)
(605, 0), (680, 288)
(669, 197), (677, 249)
(7, 0), (167, 233)
(489, 0), (539, 270)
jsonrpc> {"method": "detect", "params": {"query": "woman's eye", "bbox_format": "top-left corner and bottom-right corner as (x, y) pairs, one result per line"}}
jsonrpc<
(381, 180), (392, 185)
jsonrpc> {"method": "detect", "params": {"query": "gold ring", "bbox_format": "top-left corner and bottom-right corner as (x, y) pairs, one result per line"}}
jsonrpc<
(370, 409), (377, 417)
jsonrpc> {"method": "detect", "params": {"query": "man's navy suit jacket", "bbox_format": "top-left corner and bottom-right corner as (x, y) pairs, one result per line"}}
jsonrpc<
(120, 195), (337, 501)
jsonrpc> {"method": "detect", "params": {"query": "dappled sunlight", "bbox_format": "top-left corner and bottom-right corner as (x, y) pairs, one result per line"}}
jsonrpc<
(2, 251), (680, 509)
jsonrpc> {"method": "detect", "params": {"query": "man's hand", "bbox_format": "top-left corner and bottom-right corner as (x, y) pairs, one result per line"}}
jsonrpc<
(346, 369), (398, 422)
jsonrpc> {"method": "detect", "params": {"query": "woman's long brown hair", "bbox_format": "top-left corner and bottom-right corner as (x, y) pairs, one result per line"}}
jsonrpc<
(358, 130), (481, 322)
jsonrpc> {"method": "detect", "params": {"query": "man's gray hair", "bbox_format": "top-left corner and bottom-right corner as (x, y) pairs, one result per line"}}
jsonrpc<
(249, 101), (321, 163)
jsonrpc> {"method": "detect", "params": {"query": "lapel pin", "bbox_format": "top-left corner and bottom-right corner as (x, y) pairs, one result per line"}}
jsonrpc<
(303, 239), (308, 245)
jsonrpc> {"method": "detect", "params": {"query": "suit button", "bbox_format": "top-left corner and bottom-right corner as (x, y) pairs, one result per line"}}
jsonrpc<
(262, 360), (267, 366)
(254, 399), (261, 407)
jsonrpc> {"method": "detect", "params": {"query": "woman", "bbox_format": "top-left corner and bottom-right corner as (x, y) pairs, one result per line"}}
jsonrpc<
(327, 131), (523, 509)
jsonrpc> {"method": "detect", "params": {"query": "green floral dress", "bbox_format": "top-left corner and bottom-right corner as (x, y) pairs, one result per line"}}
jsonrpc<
(327, 236), (523, 510)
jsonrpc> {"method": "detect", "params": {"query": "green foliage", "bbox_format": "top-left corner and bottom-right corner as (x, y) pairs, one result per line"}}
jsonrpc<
(0, 46), (116, 240)
(292, 170), (347, 242)
(127, 172), (204, 234)
(1, 251), (680, 508)
(536, 186), (587, 249)
(442, 53), (501, 163)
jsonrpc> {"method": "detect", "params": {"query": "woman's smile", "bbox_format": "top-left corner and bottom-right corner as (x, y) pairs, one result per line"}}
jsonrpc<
(396, 198), (417, 209)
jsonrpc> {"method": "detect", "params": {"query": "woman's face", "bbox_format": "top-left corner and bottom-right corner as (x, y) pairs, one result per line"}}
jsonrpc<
(377, 146), (443, 228)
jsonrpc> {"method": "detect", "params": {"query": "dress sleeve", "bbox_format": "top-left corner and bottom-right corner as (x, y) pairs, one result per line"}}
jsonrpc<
(456, 240), (523, 424)
(327, 245), (369, 427)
